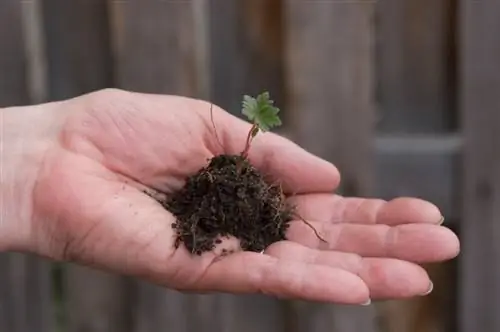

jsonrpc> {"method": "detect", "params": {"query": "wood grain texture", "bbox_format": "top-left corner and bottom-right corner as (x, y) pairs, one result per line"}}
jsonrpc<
(375, 0), (457, 133)
(65, 265), (136, 332)
(285, 0), (376, 197)
(108, 2), (219, 331)
(109, 0), (198, 96)
(0, 254), (53, 332)
(41, 0), (113, 100)
(38, 2), (133, 332)
(0, 2), (53, 332)
(206, 2), (289, 331)
(459, 0), (500, 331)
(375, 134), (461, 222)
(208, 0), (286, 119)
(284, 1), (378, 331)
(0, 0), (29, 106)
(380, 262), (456, 332)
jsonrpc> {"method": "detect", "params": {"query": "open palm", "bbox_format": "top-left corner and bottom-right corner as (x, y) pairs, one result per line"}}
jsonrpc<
(31, 89), (459, 305)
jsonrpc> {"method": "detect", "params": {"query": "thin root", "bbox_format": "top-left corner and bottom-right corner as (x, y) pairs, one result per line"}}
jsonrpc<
(209, 103), (224, 151)
(296, 213), (328, 244)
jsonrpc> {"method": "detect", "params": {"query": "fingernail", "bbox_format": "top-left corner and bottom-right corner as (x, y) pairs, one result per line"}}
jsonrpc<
(422, 282), (433, 296)
(361, 298), (371, 306)
(437, 216), (445, 225)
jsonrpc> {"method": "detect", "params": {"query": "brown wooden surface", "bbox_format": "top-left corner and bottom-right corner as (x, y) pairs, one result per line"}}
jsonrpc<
(0, 254), (53, 332)
(206, 2), (290, 331)
(284, 1), (378, 331)
(37, 2), (133, 332)
(0, 0), (477, 331)
(0, 2), (53, 332)
(109, 0), (198, 96)
(208, 0), (286, 119)
(65, 265), (136, 332)
(459, 0), (500, 331)
(375, 134), (461, 222)
(380, 262), (456, 332)
(41, 0), (113, 100)
(0, 0), (29, 106)
(109, 2), (216, 331)
(375, 0), (457, 133)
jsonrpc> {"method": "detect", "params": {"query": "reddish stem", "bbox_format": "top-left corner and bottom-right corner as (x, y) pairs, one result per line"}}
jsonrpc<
(241, 123), (257, 159)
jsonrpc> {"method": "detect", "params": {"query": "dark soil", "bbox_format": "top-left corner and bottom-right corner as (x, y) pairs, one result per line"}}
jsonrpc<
(159, 154), (295, 255)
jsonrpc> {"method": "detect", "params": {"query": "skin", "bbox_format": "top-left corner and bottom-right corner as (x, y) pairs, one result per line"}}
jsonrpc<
(0, 88), (460, 305)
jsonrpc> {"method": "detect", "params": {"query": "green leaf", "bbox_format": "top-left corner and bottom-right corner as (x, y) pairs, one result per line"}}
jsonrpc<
(241, 91), (282, 132)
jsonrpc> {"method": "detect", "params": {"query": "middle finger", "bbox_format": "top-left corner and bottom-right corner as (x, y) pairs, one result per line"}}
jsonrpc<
(285, 220), (460, 263)
(287, 194), (443, 226)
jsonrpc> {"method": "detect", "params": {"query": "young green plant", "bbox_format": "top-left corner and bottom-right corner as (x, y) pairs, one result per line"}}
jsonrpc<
(239, 92), (327, 244)
(240, 91), (282, 158)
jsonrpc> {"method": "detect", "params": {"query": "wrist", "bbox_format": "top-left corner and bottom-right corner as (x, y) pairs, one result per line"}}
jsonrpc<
(0, 103), (63, 252)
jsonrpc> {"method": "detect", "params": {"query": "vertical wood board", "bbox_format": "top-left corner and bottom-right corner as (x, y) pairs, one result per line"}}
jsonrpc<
(206, 2), (289, 330)
(109, 2), (211, 331)
(0, 0), (29, 106)
(208, 0), (286, 120)
(38, 2), (133, 332)
(109, 0), (198, 96)
(459, 1), (500, 331)
(0, 2), (53, 332)
(375, 0), (457, 133)
(41, 0), (113, 100)
(285, 1), (378, 331)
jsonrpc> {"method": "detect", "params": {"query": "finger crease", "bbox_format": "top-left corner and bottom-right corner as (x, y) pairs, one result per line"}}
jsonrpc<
(384, 227), (397, 258)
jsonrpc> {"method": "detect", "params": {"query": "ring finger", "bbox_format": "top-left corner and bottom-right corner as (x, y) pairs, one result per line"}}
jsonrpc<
(265, 241), (432, 299)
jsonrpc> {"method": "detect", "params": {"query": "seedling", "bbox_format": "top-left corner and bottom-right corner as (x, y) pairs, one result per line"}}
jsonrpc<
(154, 92), (324, 256)
(240, 92), (282, 158)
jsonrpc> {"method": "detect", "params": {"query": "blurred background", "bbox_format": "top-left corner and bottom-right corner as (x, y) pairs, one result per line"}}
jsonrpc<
(0, 0), (497, 331)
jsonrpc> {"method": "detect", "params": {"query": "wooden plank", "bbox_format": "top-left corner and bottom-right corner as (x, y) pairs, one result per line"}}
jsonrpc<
(208, 0), (286, 120)
(21, 0), (48, 104)
(133, 283), (190, 332)
(39, 2), (132, 332)
(284, 1), (378, 331)
(65, 265), (135, 332)
(374, 2), (459, 329)
(0, 0), (29, 106)
(375, 134), (461, 223)
(109, 0), (198, 96)
(379, 261), (457, 332)
(208, 0), (291, 330)
(0, 2), (53, 332)
(110, 1), (290, 331)
(374, 0), (456, 133)
(41, 0), (113, 100)
(0, 254), (53, 332)
(206, 1), (289, 331)
(108, 2), (213, 331)
(459, 1), (500, 331)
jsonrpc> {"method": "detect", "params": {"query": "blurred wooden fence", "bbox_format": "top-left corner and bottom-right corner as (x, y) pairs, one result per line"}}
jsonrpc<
(0, 0), (497, 331)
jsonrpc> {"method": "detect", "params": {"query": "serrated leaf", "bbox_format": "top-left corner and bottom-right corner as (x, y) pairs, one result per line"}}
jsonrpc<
(241, 95), (258, 120)
(241, 91), (282, 132)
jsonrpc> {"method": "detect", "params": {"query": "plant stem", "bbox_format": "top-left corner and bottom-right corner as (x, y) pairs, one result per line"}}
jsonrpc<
(241, 123), (258, 159)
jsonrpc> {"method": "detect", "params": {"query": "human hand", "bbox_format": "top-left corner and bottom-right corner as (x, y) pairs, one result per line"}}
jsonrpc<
(1, 89), (459, 305)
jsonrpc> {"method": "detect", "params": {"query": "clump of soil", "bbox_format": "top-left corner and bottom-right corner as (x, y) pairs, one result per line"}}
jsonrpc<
(160, 154), (295, 255)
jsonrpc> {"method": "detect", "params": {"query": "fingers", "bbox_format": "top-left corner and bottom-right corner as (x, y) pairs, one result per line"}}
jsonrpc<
(286, 221), (460, 263)
(288, 194), (443, 226)
(207, 103), (340, 194)
(266, 241), (432, 299)
(199, 251), (370, 304)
